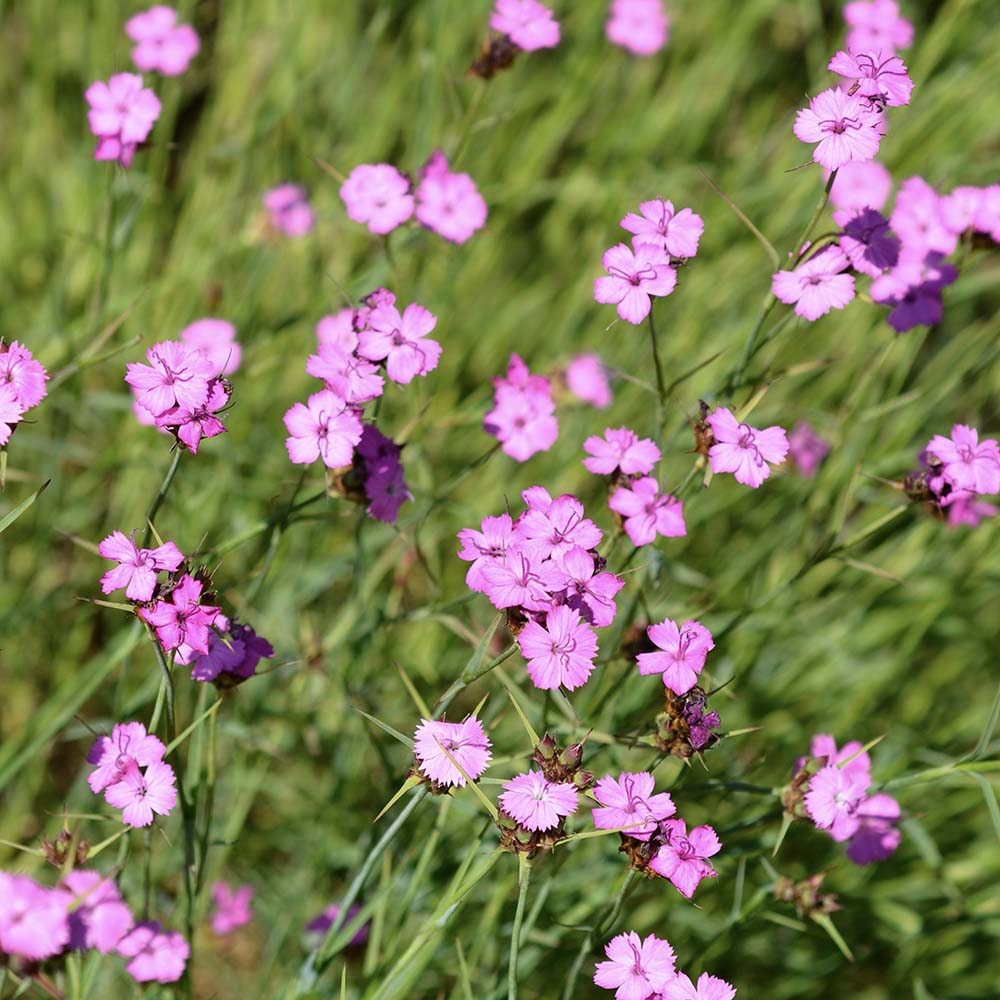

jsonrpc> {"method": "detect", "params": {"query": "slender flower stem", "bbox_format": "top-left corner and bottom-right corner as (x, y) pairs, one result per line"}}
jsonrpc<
(791, 168), (839, 263)
(507, 853), (532, 1000)
(433, 642), (518, 718)
(142, 828), (153, 920)
(647, 308), (667, 422)
(143, 449), (182, 547)
(194, 705), (218, 898)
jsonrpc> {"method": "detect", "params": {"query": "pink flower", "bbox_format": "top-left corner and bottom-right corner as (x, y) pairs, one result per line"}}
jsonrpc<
(0, 874), (71, 960)
(621, 199), (703, 259)
(415, 151), (487, 244)
(458, 514), (519, 591)
(706, 407), (789, 488)
(829, 160), (893, 213)
(97, 530), (184, 602)
(809, 733), (872, 781)
(180, 319), (240, 376)
(518, 493), (602, 559)
(584, 427), (661, 476)
(87, 721), (167, 794)
(605, 0), (670, 56)
(548, 545), (624, 628)
(787, 421), (830, 478)
(63, 870), (134, 953)
(210, 883), (254, 935)
(947, 495), (997, 528)
(484, 354), (558, 461)
(263, 184), (315, 237)
(594, 243), (676, 325)
(608, 478), (686, 547)
(890, 177), (957, 261)
(307, 343), (384, 406)
(793, 89), (882, 170)
(940, 186), (985, 236)
(650, 819), (721, 898)
(126, 6), (200, 76)
(283, 390), (363, 469)
(845, 793), (902, 865)
(358, 302), (441, 384)
(479, 547), (552, 611)
(637, 618), (714, 695)
(116, 922), (189, 983)
(316, 309), (357, 349)
(490, 0), (560, 51)
(844, 0), (914, 55)
(828, 50), (913, 107)
(340, 164), (415, 235)
(0, 384), (23, 446)
(566, 354), (612, 409)
(0, 339), (49, 409)
(662, 972), (737, 1000)
(85, 73), (161, 167)
(519, 605), (599, 691)
(772, 243), (856, 319)
(924, 425), (1000, 496)
(592, 772), (675, 841)
(499, 771), (578, 831)
(137, 573), (221, 654)
(160, 377), (231, 454)
(185, 619), (274, 684)
(835, 208), (899, 277)
(593, 930), (677, 999)
(870, 252), (957, 332)
(105, 759), (178, 828)
(804, 764), (870, 841)
(125, 340), (215, 418)
(413, 717), (492, 787)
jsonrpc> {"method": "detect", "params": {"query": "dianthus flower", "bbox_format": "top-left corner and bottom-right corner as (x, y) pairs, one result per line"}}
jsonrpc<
(490, 0), (560, 51)
(181, 616), (274, 684)
(606, 0), (670, 56)
(97, 530), (183, 602)
(663, 972), (737, 1000)
(0, 339), (49, 410)
(870, 252), (957, 332)
(845, 793), (902, 865)
(828, 50), (913, 107)
(637, 618), (714, 695)
(973, 184), (1000, 242)
(263, 184), (315, 237)
(706, 408), (789, 488)
(307, 342), (384, 405)
(594, 243), (676, 324)
(946, 495), (997, 528)
(621, 199), (703, 259)
(105, 759), (178, 828)
(804, 764), (870, 841)
(355, 425), (410, 523)
(306, 904), (369, 946)
(890, 178), (957, 261)
(583, 427), (660, 476)
(479, 546), (552, 611)
(609, 478), (686, 547)
(566, 354), (612, 408)
(518, 493), (602, 559)
(180, 318), (240, 375)
(414, 151), (487, 244)
(116, 922), (189, 983)
(793, 89), (882, 170)
(158, 376), (231, 454)
(458, 514), (519, 591)
(547, 545), (624, 628)
(85, 73), (161, 168)
(87, 721), (167, 794)
(835, 208), (899, 277)
(593, 931), (677, 999)
(924, 425), (1000, 497)
(775, 243), (857, 320)
(413, 717), (492, 787)
(829, 160), (893, 213)
(787, 421), (830, 478)
(809, 733), (872, 780)
(592, 772), (675, 840)
(518, 605), (599, 691)
(340, 164), (415, 235)
(63, 870), (134, 953)
(844, 0), (914, 55)
(650, 819), (721, 898)
(283, 390), (363, 469)
(940, 186), (985, 236)
(0, 874), (71, 961)
(210, 883), (254, 935)
(316, 309), (356, 349)
(125, 340), (214, 418)
(0, 385), (23, 445)
(358, 302), (441, 384)
(484, 354), (558, 461)
(499, 771), (578, 831)
(137, 573), (221, 654)
(126, 6), (200, 76)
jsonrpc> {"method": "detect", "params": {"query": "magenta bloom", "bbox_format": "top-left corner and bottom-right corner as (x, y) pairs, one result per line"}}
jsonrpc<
(835, 208), (900, 277)
(263, 184), (315, 237)
(0, 384), (23, 445)
(793, 89), (882, 170)
(414, 151), (487, 244)
(828, 50), (913, 107)
(499, 771), (578, 831)
(340, 164), (415, 235)
(548, 545), (624, 628)
(316, 309), (356, 349)
(85, 72), (161, 167)
(126, 6), (200, 76)
(941, 185), (985, 236)
(0, 340), (49, 410)
(160, 376), (231, 454)
(210, 883), (254, 935)
(594, 243), (676, 325)
(609, 478), (686, 547)
(306, 904), (369, 946)
(870, 252), (957, 333)
(924, 425), (1000, 497)
(650, 819), (721, 898)
(844, 0), (914, 55)
(606, 0), (670, 56)
(637, 618), (714, 695)
(364, 458), (411, 524)
(283, 390), (363, 469)
(584, 427), (660, 476)
(413, 717), (492, 787)
(890, 177), (957, 261)
(947, 495), (997, 528)
(592, 772), (675, 841)
(137, 573), (221, 654)
(788, 421), (830, 478)
(126, 340), (214, 418)
(707, 407), (789, 488)
(63, 870), (134, 953)
(593, 931), (676, 999)
(184, 619), (274, 684)
(307, 342), (384, 406)
(180, 318), (240, 376)
(518, 605), (599, 691)
(479, 547), (552, 612)
(484, 354), (558, 461)
(97, 530), (183, 602)
(458, 514), (518, 591)
(358, 302), (441, 384)
(0, 874), (71, 961)
(829, 160), (893, 213)
(772, 244), (855, 320)
(804, 764), (870, 841)
(117, 922), (189, 983)
(809, 733), (872, 780)
(663, 972), (737, 1000)
(846, 793), (902, 865)
(566, 354), (612, 409)
(87, 721), (167, 794)
(105, 759), (178, 828)
(518, 493), (602, 559)
(490, 0), (560, 51)
(621, 199), (703, 259)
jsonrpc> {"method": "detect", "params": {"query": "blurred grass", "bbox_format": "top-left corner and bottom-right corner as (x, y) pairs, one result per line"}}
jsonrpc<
(2, 0), (1000, 997)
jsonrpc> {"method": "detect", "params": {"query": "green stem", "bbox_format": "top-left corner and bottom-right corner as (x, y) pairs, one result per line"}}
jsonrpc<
(433, 642), (518, 718)
(647, 308), (667, 423)
(507, 854), (532, 1000)
(143, 449), (182, 546)
(194, 706), (218, 898)
(791, 168), (839, 262)
(142, 828), (152, 921)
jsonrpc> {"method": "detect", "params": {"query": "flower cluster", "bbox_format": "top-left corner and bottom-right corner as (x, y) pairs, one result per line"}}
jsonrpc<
(341, 151), (487, 244)
(125, 5), (200, 76)
(484, 353), (559, 461)
(595, 197), (703, 324)
(263, 184), (316, 237)
(606, 0), (670, 56)
(618, 813), (723, 900)
(412, 716), (493, 790)
(0, 340), (49, 449)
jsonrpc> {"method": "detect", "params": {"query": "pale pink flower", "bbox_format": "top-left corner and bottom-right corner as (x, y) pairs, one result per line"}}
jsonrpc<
(117, 922), (189, 983)
(413, 717), (492, 787)
(518, 493), (602, 559)
(0, 874), (70, 960)
(584, 427), (660, 476)
(358, 302), (442, 384)
(283, 390), (363, 468)
(547, 545), (625, 628)
(316, 309), (357, 349)
(210, 883), (254, 935)
(137, 573), (221, 654)
(263, 184), (315, 237)
(829, 160), (892, 213)
(105, 759), (178, 828)
(307, 342), (384, 405)
(773, 244), (855, 320)
(340, 164), (415, 235)
(87, 721), (167, 794)
(0, 384), (23, 446)
(518, 605), (599, 691)
(662, 972), (737, 1000)
(650, 819), (721, 898)
(484, 354), (558, 461)
(940, 186), (985, 236)
(458, 514), (519, 591)
(499, 771), (578, 831)
(490, 0), (560, 51)
(479, 546), (552, 612)
(593, 930), (677, 999)
(707, 407), (789, 488)
(592, 772), (675, 841)
(787, 421), (830, 478)
(828, 50), (913, 107)
(608, 477), (685, 547)
(97, 530), (183, 602)
(0, 339), (49, 409)
(125, 340), (214, 418)
(637, 618), (714, 695)
(85, 73), (161, 167)
(844, 0), (914, 55)
(621, 199), (703, 259)
(793, 89), (882, 170)
(890, 177), (957, 261)
(845, 793), (902, 865)
(415, 151), (487, 244)
(973, 184), (1000, 241)
(594, 243), (676, 324)
(566, 354), (612, 408)
(180, 318), (240, 376)
(924, 425), (1000, 496)
(804, 764), (870, 841)
(126, 6), (200, 76)
(606, 0), (670, 56)
(63, 870), (134, 953)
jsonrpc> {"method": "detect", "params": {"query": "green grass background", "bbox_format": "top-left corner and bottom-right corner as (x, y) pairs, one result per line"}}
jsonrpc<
(2, 0), (1000, 996)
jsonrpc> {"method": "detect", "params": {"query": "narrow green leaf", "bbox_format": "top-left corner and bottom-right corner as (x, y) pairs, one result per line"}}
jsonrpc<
(372, 774), (423, 824)
(700, 169), (780, 268)
(497, 674), (540, 747)
(812, 913), (854, 961)
(0, 479), (50, 533)
(435, 739), (497, 821)
(396, 664), (432, 719)
(772, 811), (795, 857)
(353, 707), (414, 749)
(164, 698), (222, 757)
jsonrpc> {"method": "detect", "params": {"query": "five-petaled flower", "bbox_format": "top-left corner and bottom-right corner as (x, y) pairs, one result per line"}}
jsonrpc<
(98, 530), (184, 602)
(609, 477), (686, 547)
(793, 88), (883, 170)
(137, 573), (221, 654)
(593, 930), (677, 999)
(592, 772), (675, 841)
(621, 198), (703, 259)
(649, 819), (722, 898)
(772, 245), (856, 320)
(594, 243), (676, 325)
(706, 408), (789, 488)
(637, 618), (715, 695)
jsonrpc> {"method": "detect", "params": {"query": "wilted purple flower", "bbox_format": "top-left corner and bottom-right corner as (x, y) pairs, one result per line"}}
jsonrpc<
(836, 208), (900, 277)
(846, 793), (902, 865)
